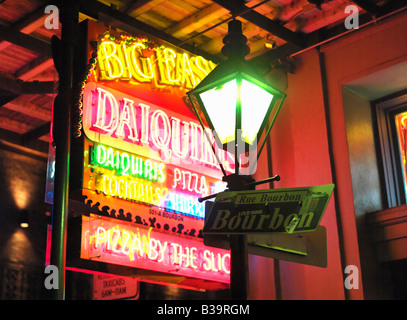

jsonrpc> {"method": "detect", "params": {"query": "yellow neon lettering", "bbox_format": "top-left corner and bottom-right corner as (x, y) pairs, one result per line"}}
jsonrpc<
(194, 56), (209, 81)
(203, 250), (212, 271)
(138, 182), (144, 202)
(121, 231), (131, 255)
(109, 176), (117, 195)
(121, 43), (132, 79)
(117, 178), (125, 198)
(101, 41), (124, 79)
(102, 175), (110, 194)
(131, 43), (154, 80)
(111, 229), (121, 253)
(190, 247), (198, 269)
(91, 224), (230, 276)
(164, 48), (181, 83)
(96, 227), (106, 249)
(98, 36), (216, 87)
(182, 53), (196, 87)
(148, 238), (159, 260)
(222, 254), (231, 274)
(170, 243), (180, 265)
(158, 241), (168, 263)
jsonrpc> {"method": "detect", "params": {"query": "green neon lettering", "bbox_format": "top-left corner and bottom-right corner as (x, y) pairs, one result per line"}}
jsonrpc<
(89, 144), (166, 182)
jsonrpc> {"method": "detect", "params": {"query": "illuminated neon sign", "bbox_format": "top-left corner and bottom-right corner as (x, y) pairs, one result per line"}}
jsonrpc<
(74, 24), (231, 289)
(81, 215), (230, 283)
(84, 140), (224, 219)
(90, 144), (165, 182)
(83, 82), (234, 175)
(172, 167), (209, 196)
(97, 34), (216, 89)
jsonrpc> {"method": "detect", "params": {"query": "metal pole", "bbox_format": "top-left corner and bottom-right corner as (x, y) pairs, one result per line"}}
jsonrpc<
(50, 1), (77, 300)
(229, 77), (249, 300)
(230, 233), (249, 300)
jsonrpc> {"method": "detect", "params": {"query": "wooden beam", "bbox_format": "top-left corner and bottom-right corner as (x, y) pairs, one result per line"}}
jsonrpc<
(0, 25), (52, 57)
(0, 3), (48, 52)
(249, 1), (407, 69)
(211, 0), (305, 48)
(3, 101), (51, 121)
(0, 72), (56, 94)
(165, 3), (228, 38)
(0, 89), (19, 107)
(0, 115), (34, 134)
(79, 0), (221, 63)
(0, 72), (24, 95)
(126, 0), (167, 17)
(14, 57), (54, 80)
(21, 81), (56, 94)
(21, 121), (51, 144)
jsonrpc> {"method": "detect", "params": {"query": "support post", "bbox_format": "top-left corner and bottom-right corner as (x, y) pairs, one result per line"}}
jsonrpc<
(230, 234), (249, 300)
(50, 1), (77, 300)
(223, 174), (255, 300)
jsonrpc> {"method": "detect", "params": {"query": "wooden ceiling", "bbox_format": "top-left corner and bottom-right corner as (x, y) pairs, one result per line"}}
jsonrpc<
(0, 0), (406, 156)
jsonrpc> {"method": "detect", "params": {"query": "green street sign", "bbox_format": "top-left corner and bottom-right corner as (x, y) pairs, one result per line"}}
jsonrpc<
(203, 184), (334, 235)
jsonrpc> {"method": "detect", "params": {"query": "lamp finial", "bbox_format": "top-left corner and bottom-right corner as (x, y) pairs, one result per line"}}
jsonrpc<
(221, 19), (250, 59)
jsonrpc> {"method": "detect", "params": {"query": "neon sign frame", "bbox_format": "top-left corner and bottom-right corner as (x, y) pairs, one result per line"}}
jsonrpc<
(82, 82), (234, 176)
(97, 33), (217, 89)
(83, 138), (224, 219)
(81, 215), (230, 284)
(73, 22), (232, 289)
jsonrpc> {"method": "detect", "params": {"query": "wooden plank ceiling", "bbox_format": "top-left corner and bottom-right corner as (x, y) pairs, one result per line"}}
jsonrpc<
(0, 0), (405, 156)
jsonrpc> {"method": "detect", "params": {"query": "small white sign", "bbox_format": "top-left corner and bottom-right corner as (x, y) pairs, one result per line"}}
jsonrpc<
(93, 275), (139, 300)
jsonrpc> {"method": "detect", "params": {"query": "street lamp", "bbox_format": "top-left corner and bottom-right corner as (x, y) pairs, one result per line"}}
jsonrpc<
(187, 19), (286, 300)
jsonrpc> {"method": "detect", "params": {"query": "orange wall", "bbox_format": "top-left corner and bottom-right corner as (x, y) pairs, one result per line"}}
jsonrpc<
(249, 9), (407, 300)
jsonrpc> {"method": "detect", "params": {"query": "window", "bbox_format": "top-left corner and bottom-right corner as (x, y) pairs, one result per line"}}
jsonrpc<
(394, 111), (407, 200)
(374, 92), (407, 207)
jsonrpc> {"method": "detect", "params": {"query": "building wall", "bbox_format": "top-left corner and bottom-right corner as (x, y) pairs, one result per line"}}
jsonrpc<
(0, 143), (50, 299)
(250, 49), (346, 300)
(250, 10), (407, 299)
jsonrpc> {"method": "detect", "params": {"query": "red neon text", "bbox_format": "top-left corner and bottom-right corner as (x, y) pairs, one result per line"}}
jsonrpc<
(83, 83), (234, 174)
(81, 215), (230, 283)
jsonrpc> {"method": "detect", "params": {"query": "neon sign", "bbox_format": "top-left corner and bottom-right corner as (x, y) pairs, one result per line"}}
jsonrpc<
(99, 173), (167, 206)
(84, 140), (224, 219)
(81, 215), (230, 283)
(83, 82), (234, 175)
(73, 23), (231, 289)
(172, 167), (209, 196)
(97, 35), (216, 89)
(90, 144), (166, 182)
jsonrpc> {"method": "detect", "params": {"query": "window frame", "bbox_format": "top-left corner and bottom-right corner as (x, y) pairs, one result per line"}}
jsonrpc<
(374, 91), (407, 208)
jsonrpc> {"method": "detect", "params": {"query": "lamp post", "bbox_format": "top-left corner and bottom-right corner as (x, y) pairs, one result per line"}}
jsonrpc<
(187, 19), (286, 300)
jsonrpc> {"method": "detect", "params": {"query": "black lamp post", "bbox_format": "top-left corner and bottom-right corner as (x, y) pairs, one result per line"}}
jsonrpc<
(187, 19), (286, 300)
